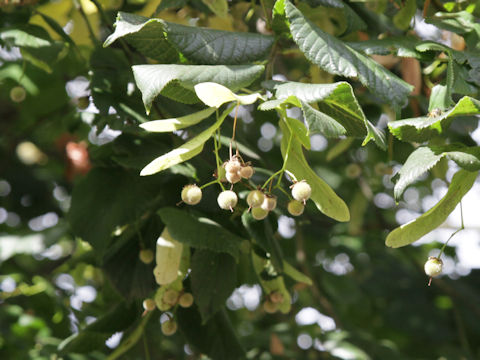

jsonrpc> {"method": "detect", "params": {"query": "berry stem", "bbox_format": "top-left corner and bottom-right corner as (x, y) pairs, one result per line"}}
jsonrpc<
(261, 126), (293, 190)
(437, 201), (464, 259)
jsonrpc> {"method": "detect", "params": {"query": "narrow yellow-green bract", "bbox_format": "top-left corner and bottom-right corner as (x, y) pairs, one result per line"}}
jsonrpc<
(154, 228), (183, 285)
(194, 82), (262, 108)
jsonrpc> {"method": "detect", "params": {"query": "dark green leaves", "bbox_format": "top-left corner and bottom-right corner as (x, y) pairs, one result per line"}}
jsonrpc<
(177, 307), (245, 360)
(0, 25), (65, 73)
(282, 0), (413, 108)
(68, 168), (161, 255)
(190, 250), (237, 323)
(132, 64), (264, 112)
(388, 96), (480, 142)
(105, 12), (274, 64)
(264, 80), (386, 148)
(158, 207), (244, 260)
(386, 170), (478, 248)
(394, 145), (480, 200)
(163, 21), (274, 64)
(58, 303), (138, 354)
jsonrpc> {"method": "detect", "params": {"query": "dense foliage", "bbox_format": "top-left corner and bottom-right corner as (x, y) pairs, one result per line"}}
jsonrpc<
(1, 0), (480, 359)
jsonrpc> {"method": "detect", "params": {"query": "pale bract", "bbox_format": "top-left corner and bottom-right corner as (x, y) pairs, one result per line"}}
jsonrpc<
(194, 82), (262, 108)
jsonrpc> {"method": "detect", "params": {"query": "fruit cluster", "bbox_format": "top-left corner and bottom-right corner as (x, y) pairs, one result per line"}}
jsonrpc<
(181, 156), (313, 219)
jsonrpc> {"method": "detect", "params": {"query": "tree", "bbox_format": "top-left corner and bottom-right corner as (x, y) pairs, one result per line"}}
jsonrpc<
(1, 0), (480, 359)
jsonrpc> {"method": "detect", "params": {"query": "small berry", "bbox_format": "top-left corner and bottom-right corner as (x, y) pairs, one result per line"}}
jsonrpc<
(142, 298), (156, 311)
(251, 207), (269, 220)
(161, 320), (177, 336)
(178, 293), (194, 308)
(181, 184), (202, 205)
(261, 195), (277, 211)
(226, 170), (241, 184)
(162, 289), (179, 306)
(269, 291), (284, 304)
(10, 86), (26, 103)
(139, 249), (154, 264)
(263, 300), (278, 314)
(345, 163), (362, 179)
(424, 256), (443, 278)
(287, 200), (304, 216)
(291, 180), (311, 203)
(224, 158), (241, 173)
(240, 165), (254, 179)
(217, 190), (238, 211)
(247, 190), (265, 208)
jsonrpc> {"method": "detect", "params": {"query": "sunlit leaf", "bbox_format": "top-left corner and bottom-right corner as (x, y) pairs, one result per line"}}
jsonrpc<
(386, 170), (478, 248)
(132, 64), (264, 113)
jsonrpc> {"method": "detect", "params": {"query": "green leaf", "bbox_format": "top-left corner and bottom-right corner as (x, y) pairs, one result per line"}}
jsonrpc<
(140, 107), (216, 133)
(283, 0), (413, 108)
(393, 147), (444, 201)
(393, 0), (417, 30)
(140, 105), (233, 176)
(58, 303), (138, 354)
(103, 12), (179, 63)
(301, 101), (346, 138)
(251, 252), (291, 313)
(0, 25), (65, 73)
(156, 0), (187, 12)
(157, 207), (244, 260)
(348, 36), (427, 59)
(280, 121), (350, 221)
(386, 170), (478, 248)
(283, 261), (312, 285)
(103, 216), (159, 300)
(285, 116), (311, 149)
(107, 312), (153, 360)
(241, 211), (284, 272)
(132, 64), (264, 113)
(68, 168), (162, 255)
(190, 250), (237, 323)
(264, 80), (386, 148)
(104, 12), (274, 65)
(388, 96), (480, 142)
(201, 0), (228, 17)
(177, 307), (245, 360)
(394, 144), (480, 200)
(303, 0), (366, 35)
(163, 21), (274, 64)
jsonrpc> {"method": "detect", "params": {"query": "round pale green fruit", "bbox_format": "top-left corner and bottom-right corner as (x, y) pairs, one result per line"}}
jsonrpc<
(10, 86), (26, 103)
(142, 298), (156, 311)
(161, 320), (177, 336)
(217, 190), (238, 211)
(263, 300), (278, 314)
(240, 165), (254, 179)
(224, 158), (241, 173)
(287, 200), (304, 216)
(226, 170), (241, 184)
(261, 195), (277, 211)
(162, 289), (179, 306)
(424, 257), (443, 277)
(291, 180), (311, 203)
(247, 190), (265, 208)
(251, 207), (269, 220)
(178, 293), (194, 308)
(139, 249), (154, 264)
(181, 184), (202, 205)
